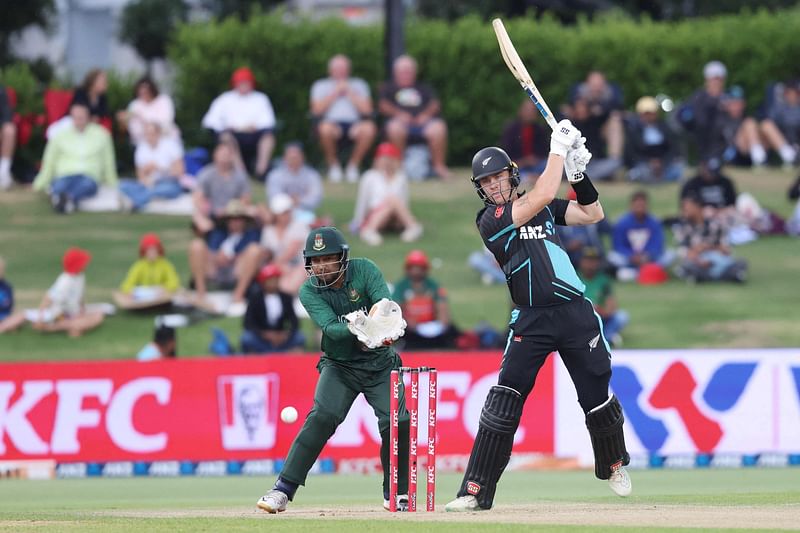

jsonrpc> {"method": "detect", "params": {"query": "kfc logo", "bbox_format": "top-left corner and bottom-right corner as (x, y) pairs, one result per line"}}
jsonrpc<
(218, 374), (279, 451)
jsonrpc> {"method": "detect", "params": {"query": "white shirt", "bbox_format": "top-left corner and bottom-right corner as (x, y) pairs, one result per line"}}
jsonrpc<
(351, 169), (409, 228)
(202, 90), (276, 132)
(260, 219), (309, 266)
(127, 94), (179, 144)
(47, 273), (85, 318)
(264, 293), (283, 327)
(134, 137), (184, 178)
(310, 77), (370, 123)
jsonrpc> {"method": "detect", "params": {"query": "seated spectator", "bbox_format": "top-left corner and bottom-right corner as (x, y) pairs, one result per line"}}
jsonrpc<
(392, 250), (459, 350)
(33, 101), (118, 213)
(379, 55), (450, 179)
(189, 200), (262, 317)
(673, 194), (747, 283)
(118, 76), (180, 146)
(788, 175), (800, 235)
(759, 79), (800, 166)
(311, 54), (377, 183)
(500, 98), (549, 181)
(0, 256), (14, 332)
(119, 122), (185, 211)
(240, 264), (305, 354)
(192, 137), (252, 235)
(680, 158), (737, 222)
(565, 70), (624, 179)
(557, 217), (612, 268)
(71, 69), (111, 126)
(259, 193), (309, 295)
(115, 233), (181, 309)
(717, 85), (765, 167)
(625, 96), (683, 182)
(266, 142), (322, 224)
(137, 325), (177, 361)
(468, 246), (505, 285)
(578, 247), (628, 346)
(202, 67), (276, 179)
(0, 247), (104, 336)
(0, 83), (16, 190)
(609, 191), (674, 280)
(351, 142), (422, 246)
(566, 97), (622, 180)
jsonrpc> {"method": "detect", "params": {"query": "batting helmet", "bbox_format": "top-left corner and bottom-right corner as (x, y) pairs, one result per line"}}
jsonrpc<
(470, 146), (520, 204)
(303, 226), (350, 288)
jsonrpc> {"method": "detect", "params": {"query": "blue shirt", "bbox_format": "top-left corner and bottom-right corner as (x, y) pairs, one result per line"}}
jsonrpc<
(0, 279), (13, 320)
(612, 212), (665, 260)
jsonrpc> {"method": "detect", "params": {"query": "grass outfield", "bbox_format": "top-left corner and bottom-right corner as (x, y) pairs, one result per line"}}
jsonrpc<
(1, 470), (798, 531)
(0, 167), (798, 361)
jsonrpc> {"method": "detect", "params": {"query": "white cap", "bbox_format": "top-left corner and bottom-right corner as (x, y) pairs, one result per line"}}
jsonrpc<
(703, 61), (727, 79)
(269, 193), (293, 215)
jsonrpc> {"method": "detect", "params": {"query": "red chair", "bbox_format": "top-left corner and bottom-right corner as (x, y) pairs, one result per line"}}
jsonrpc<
(43, 88), (74, 126)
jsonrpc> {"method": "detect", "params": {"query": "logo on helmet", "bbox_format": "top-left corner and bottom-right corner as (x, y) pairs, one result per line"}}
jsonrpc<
(313, 233), (325, 251)
(481, 156), (492, 167)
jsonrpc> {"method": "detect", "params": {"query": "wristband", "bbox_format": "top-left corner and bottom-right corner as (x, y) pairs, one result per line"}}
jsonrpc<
(571, 173), (599, 205)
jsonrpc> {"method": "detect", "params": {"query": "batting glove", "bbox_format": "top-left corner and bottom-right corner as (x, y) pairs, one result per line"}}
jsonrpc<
(564, 142), (592, 183)
(550, 119), (582, 158)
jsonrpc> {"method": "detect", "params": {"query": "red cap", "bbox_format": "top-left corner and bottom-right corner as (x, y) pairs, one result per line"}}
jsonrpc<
(63, 247), (91, 275)
(139, 233), (164, 257)
(257, 264), (282, 284)
(638, 263), (668, 285)
(230, 67), (256, 88)
(375, 142), (401, 160)
(404, 250), (430, 269)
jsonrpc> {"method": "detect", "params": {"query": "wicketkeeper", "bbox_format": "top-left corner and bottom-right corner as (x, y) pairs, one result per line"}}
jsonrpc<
(446, 120), (632, 512)
(257, 226), (411, 513)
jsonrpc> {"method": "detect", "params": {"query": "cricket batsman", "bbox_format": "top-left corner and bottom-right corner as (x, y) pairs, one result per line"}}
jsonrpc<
(257, 226), (411, 513)
(445, 120), (632, 512)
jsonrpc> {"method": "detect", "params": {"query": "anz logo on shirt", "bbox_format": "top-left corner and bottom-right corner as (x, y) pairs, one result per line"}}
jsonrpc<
(519, 221), (554, 240)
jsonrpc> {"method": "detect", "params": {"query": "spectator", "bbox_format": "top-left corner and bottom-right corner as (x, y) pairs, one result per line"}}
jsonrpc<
(189, 200), (262, 317)
(718, 85), (765, 167)
(0, 83), (16, 190)
(467, 247), (505, 285)
(192, 138), (252, 235)
(788, 175), (800, 235)
(259, 193), (309, 295)
(71, 69), (110, 125)
(673, 194), (747, 283)
(118, 76), (179, 146)
(609, 191), (674, 280)
(625, 96), (683, 182)
(137, 325), (177, 361)
(33, 101), (118, 213)
(500, 98), (549, 181)
(202, 67), (276, 179)
(351, 142), (422, 246)
(379, 55), (450, 179)
(0, 256), (14, 332)
(311, 54), (377, 183)
(392, 250), (459, 350)
(578, 247), (628, 346)
(119, 122), (185, 211)
(759, 79), (800, 166)
(240, 264), (305, 354)
(680, 158), (737, 221)
(0, 247), (104, 336)
(266, 142), (323, 224)
(557, 218), (612, 268)
(566, 97), (622, 180)
(115, 233), (181, 308)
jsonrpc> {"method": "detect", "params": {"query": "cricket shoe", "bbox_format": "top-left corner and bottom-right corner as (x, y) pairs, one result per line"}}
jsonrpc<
(444, 495), (483, 512)
(608, 466), (632, 497)
(383, 494), (409, 512)
(257, 489), (289, 513)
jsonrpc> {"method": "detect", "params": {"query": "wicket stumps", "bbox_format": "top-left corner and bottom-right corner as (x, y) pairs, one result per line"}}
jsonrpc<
(389, 366), (437, 512)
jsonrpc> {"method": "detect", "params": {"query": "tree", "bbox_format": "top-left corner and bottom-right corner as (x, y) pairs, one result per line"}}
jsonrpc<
(120, 0), (189, 72)
(0, 0), (55, 67)
(202, 0), (287, 21)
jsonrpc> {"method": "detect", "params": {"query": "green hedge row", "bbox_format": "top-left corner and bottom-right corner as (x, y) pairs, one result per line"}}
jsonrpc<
(169, 9), (800, 163)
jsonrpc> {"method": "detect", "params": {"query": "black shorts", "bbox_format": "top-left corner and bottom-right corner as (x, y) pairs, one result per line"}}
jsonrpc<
(498, 298), (612, 413)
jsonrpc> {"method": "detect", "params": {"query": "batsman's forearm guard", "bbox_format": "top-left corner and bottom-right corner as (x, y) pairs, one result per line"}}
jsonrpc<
(572, 173), (599, 205)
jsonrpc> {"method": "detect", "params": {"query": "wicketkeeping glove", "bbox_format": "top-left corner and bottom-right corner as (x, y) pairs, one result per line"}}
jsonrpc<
(344, 298), (407, 349)
(564, 141), (592, 183)
(549, 119), (582, 158)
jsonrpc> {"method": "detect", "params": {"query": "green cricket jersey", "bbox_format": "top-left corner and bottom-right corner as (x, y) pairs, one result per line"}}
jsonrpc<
(299, 257), (396, 370)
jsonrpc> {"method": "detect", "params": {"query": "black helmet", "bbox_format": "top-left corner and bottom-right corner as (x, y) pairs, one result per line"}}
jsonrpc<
(470, 146), (520, 204)
(303, 226), (350, 288)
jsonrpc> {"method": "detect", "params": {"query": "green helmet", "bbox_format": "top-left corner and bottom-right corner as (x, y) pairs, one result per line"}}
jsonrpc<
(303, 226), (350, 288)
